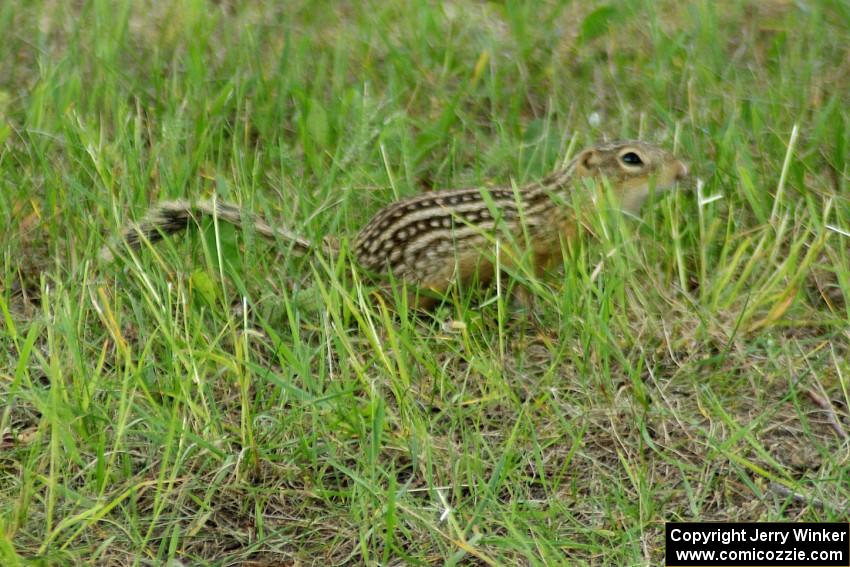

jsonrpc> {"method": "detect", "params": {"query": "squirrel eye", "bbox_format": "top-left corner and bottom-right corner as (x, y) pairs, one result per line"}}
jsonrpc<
(621, 152), (643, 166)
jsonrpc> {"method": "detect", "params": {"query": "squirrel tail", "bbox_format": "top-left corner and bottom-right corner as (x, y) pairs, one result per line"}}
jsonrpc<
(99, 198), (315, 262)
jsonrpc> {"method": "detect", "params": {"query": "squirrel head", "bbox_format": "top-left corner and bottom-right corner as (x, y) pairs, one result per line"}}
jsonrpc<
(575, 140), (689, 213)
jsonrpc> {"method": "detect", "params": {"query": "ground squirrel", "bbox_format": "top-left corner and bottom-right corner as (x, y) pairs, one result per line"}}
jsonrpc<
(101, 140), (688, 308)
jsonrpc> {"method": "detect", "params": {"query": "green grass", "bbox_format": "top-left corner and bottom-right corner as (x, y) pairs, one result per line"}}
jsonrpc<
(2, 0), (849, 564)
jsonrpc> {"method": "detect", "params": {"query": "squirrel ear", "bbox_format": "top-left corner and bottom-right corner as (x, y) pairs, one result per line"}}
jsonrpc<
(576, 148), (601, 175)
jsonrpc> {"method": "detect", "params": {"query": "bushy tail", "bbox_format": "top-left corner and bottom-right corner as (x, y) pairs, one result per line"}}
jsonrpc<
(99, 199), (316, 262)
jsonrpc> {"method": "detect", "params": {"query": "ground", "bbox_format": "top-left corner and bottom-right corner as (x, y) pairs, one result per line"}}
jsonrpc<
(1, 0), (849, 565)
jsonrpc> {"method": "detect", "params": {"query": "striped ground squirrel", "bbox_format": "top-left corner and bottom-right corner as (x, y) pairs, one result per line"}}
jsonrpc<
(102, 140), (688, 308)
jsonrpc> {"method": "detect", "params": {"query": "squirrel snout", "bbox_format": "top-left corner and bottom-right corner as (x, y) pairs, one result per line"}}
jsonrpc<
(674, 160), (689, 181)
